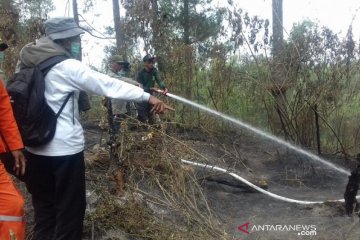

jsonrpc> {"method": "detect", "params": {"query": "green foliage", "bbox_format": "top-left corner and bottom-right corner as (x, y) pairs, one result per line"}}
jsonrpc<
(271, 20), (360, 154)
(160, 0), (225, 43)
(163, 18), (360, 157)
(0, 0), (54, 77)
(20, 0), (54, 20)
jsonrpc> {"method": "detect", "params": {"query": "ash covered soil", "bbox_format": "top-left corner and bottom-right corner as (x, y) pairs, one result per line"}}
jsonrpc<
(21, 121), (360, 240)
(171, 126), (359, 240)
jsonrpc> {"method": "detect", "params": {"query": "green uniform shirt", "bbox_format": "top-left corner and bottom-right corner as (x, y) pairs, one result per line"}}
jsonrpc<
(136, 68), (166, 93)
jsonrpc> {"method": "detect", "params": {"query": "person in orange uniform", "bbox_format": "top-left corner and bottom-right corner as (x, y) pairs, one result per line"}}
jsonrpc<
(0, 41), (27, 240)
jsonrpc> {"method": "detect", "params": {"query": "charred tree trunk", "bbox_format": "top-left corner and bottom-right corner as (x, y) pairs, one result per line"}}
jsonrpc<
(314, 104), (321, 155)
(73, 0), (91, 112)
(112, 0), (123, 54)
(72, 0), (82, 60)
(150, 0), (165, 70)
(272, 0), (283, 59)
(180, 0), (193, 122)
(271, 0), (289, 137)
(183, 0), (190, 45)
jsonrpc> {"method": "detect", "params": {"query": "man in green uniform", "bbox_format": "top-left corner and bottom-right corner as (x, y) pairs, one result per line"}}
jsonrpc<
(100, 55), (138, 130)
(107, 55), (137, 116)
(108, 55), (131, 78)
(136, 54), (168, 123)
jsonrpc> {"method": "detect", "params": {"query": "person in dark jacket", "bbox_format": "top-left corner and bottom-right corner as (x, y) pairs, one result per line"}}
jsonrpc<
(136, 54), (169, 123)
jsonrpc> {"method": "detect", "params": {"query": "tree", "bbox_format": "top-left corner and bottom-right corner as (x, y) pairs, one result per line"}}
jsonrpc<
(0, 0), (54, 77)
(112, 0), (123, 54)
(73, 0), (82, 60)
(270, 0), (289, 137)
(272, 0), (283, 59)
(183, 0), (190, 44)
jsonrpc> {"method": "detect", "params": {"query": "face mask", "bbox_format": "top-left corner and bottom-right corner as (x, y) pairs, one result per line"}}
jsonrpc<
(70, 42), (81, 58)
(0, 52), (4, 63)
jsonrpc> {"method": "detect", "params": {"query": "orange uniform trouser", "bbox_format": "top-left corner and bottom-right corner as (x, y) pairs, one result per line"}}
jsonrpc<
(0, 161), (25, 240)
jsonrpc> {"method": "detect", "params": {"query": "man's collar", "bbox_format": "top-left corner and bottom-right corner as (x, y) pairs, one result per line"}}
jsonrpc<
(144, 67), (154, 73)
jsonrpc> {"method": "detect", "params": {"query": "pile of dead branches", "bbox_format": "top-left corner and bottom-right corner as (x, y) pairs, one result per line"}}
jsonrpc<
(83, 121), (228, 240)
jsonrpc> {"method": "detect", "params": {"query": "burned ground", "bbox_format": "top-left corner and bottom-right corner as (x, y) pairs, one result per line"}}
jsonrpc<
(20, 119), (360, 240)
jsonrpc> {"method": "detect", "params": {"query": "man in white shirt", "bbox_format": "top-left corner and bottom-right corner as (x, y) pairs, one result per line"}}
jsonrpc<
(20, 17), (171, 240)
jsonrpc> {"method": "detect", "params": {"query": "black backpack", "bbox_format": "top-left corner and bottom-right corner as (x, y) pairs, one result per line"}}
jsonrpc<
(6, 55), (73, 147)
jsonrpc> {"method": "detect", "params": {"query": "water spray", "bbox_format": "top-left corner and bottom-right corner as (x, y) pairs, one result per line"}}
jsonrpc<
(153, 89), (350, 176)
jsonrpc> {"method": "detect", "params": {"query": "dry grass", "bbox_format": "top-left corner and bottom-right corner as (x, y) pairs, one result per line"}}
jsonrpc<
(84, 121), (229, 240)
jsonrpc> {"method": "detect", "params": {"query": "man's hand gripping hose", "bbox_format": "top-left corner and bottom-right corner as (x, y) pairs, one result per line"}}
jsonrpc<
(149, 88), (175, 114)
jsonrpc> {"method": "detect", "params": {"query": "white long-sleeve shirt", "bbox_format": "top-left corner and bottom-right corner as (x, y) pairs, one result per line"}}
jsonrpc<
(26, 59), (150, 156)
(106, 69), (136, 114)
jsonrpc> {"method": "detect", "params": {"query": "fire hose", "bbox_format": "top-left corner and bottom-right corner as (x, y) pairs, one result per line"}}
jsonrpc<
(151, 88), (357, 206)
(181, 159), (357, 205)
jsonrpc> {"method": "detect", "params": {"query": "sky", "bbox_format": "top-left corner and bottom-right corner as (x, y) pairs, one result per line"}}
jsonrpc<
(236, 0), (360, 37)
(49, 0), (360, 68)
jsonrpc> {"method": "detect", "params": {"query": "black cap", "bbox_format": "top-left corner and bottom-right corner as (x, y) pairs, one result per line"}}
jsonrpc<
(143, 54), (155, 62)
(0, 43), (8, 52)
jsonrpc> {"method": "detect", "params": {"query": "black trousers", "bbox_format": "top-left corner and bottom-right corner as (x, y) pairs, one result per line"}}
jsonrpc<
(25, 151), (86, 240)
(136, 101), (151, 123)
(137, 90), (152, 123)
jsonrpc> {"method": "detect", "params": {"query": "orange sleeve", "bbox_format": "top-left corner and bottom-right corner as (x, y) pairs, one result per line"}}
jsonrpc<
(0, 80), (24, 151)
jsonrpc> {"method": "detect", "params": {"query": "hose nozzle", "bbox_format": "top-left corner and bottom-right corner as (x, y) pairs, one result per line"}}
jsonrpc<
(151, 87), (166, 95)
